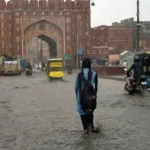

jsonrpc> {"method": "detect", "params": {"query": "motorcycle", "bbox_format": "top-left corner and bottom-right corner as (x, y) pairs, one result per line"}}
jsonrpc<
(124, 75), (147, 96)
(124, 68), (127, 73)
(67, 69), (72, 74)
(25, 68), (32, 76)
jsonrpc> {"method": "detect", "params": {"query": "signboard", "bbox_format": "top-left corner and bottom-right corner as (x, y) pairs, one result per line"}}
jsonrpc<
(78, 48), (83, 56)
(50, 62), (62, 67)
(64, 54), (72, 60)
(146, 51), (150, 54)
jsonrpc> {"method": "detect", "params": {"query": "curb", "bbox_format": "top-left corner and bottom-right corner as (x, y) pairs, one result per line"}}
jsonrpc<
(99, 76), (125, 81)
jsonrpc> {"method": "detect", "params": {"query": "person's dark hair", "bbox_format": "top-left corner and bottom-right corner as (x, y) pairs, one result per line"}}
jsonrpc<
(82, 58), (91, 71)
(134, 56), (140, 62)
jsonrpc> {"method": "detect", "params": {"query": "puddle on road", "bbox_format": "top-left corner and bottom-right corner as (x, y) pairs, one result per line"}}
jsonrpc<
(1, 86), (30, 91)
(109, 100), (126, 108)
(0, 101), (7, 104)
(39, 78), (70, 85)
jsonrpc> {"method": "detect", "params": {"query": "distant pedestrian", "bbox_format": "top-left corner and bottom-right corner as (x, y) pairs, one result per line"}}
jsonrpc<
(75, 58), (98, 134)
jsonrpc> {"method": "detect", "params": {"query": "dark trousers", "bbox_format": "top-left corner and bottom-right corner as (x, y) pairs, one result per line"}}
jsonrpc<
(80, 112), (94, 131)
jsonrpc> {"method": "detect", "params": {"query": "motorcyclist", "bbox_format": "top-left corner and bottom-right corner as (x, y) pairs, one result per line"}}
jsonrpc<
(26, 62), (32, 70)
(25, 61), (32, 74)
(67, 64), (72, 73)
(126, 56), (143, 90)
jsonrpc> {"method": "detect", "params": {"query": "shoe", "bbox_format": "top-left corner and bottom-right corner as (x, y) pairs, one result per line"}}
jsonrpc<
(84, 130), (89, 134)
(92, 129), (99, 133)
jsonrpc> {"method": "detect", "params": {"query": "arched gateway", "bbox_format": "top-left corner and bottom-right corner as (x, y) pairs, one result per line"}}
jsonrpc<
(24, 20), (63, 59)
(0, 0), (91, 66)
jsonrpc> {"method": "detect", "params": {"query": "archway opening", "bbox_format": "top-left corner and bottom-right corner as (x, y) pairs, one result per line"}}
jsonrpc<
(38, 34), (57, 58)
(27, 34), (57, 68)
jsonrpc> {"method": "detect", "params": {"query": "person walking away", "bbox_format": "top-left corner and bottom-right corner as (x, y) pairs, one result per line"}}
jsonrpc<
(75, 58), (98, 134)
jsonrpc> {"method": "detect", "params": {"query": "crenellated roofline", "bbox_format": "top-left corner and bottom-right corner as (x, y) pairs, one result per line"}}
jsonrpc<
(0, 0), (90, 11)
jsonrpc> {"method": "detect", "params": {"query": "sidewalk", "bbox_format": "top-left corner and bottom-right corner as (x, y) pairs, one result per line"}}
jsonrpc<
(100, 75), (125, 81)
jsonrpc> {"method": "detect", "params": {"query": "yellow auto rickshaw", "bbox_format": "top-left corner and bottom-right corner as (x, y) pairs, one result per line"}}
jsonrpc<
(47, 58), (64, 80)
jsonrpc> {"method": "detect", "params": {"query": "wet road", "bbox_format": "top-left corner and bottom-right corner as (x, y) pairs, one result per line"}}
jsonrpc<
(0, 72), (150, 150)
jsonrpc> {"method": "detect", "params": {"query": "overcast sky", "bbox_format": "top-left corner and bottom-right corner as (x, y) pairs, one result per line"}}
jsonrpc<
(5, 0), (150, 27)
(91, 0), (150, 27)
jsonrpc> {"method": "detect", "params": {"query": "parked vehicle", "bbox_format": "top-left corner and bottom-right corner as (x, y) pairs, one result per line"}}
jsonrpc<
(0, 56), (21, 75)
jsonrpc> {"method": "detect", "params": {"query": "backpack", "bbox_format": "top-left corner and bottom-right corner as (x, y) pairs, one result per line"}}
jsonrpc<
(78, 71), (97, 111)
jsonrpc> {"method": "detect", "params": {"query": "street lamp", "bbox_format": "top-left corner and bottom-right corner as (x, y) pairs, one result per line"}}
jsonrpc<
(91, 0), (95, 6)
(136, 0), (140, 52)
(76, 0), (95, 6)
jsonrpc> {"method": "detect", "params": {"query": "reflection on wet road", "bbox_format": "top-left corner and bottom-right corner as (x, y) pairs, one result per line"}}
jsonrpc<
(0, 72), (150, 150)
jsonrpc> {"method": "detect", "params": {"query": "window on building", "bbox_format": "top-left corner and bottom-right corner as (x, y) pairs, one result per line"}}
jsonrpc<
(17, 27), (19, 32)
(1, 23), (4, 28)
(2, 42), (4, 48)
(9, 24), (11, 28)
(67, 26), (70, 32)
(1, 14), (4, 20)
(9, 15), (11, 20)
(16, 36), (20, 42)
(1, 31), (4, 36)
(67, 35), (70, 41)
(16, 18), (19, 24)
(66, 17), (70, 23)
(99, 50), (102, 54)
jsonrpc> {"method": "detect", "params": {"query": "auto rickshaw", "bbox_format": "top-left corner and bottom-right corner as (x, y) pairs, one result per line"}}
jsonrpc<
(47, 58), (64, 80)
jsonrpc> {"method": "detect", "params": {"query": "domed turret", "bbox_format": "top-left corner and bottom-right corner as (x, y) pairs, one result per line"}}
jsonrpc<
(0, 0), (6, 10)
(6, 0), (13, 10)
(14, 0), (22, 9)
(30, 0), (38, 10)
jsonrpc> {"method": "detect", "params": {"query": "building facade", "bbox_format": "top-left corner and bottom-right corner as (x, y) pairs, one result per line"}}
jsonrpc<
(112, 18), (150, 51)
(0, 0), (91, 65)
(91, 26), (133, 58)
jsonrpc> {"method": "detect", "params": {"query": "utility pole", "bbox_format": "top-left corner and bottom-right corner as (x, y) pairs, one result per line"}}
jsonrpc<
(85, 23), (88, 55)
(40, 39), (43, 63)
(76, 16), (79, 70)
(136, 0), (140, 52)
